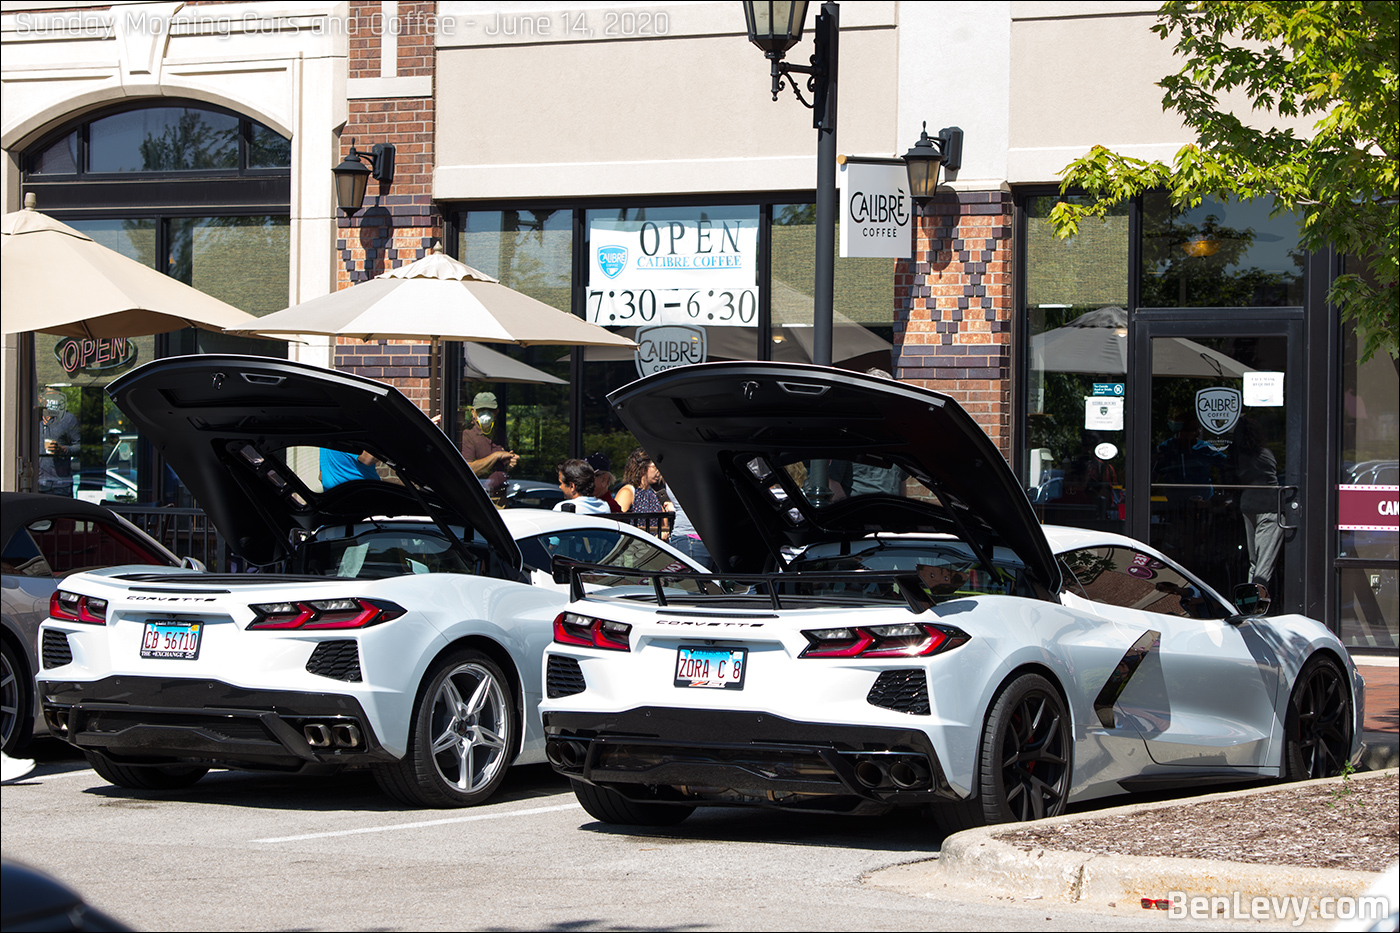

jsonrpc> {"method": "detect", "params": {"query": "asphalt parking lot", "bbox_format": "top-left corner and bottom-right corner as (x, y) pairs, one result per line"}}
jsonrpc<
(4, 744), (1261, 933)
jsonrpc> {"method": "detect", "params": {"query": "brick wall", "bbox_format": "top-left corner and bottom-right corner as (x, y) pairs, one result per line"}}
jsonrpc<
(893, 190), (1014, 458)
(335, 0), (441, 412)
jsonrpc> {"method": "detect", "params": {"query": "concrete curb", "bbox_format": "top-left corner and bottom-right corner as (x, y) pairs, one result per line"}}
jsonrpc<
(870, 769), (1396, 908)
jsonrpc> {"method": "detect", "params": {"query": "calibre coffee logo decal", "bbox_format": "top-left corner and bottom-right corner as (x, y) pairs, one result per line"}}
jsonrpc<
(1196, 387), (1242, 435)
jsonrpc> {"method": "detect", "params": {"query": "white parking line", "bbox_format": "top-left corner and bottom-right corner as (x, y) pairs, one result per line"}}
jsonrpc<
(252, 801), (583, 843)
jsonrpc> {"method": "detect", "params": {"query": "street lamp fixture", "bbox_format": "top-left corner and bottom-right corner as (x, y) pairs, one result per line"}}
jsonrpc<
(332, 139), (396, 215)
(741, 0), (838, 368)
(903, 123), (964, 207)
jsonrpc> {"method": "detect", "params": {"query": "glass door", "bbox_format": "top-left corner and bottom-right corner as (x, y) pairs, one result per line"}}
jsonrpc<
(1131, 316), (1305, 612)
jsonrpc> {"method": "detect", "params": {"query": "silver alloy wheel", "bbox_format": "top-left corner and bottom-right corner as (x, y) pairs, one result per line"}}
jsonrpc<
(428, 662), (510, 794)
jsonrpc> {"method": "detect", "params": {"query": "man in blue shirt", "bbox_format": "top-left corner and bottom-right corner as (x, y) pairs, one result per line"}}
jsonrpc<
(320, 448), (378, 489)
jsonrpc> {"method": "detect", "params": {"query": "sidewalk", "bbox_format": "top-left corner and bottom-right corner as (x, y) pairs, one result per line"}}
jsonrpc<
(869, 655), (1399, 919)
(1358, 656), (1398, 771)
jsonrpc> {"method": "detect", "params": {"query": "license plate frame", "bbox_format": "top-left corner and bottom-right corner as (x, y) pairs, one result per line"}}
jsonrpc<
(674, 645), (747, 690)
(140, 619), (203, 661)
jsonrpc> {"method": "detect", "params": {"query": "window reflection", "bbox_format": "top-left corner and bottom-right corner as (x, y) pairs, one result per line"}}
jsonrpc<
(1023, 196), (1129, 533)
(90, 107), (240, 173)
(1141, 192), (1303, 308)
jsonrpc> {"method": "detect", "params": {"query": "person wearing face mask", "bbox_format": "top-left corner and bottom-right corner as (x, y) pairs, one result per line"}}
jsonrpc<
(37, 388), (81, 497)
(459, 392), (518, 489)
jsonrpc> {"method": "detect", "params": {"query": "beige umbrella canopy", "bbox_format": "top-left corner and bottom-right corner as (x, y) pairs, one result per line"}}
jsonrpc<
(1032, 306), (1254, 378)
(1, 196), (259, 338)
(229, 244), (633, 413)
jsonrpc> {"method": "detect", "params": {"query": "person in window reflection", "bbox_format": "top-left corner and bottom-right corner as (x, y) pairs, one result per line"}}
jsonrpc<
(554, 459), (612, 515)
(1152, 413), (1227, 562)
(460, 392), (518, 492)
(320, 448), (378, 489)
(37, 388), (80, 497)
(1054, 432), (1118, 515)
(1152, 580), (1213, 619)
(1229, 417), (1282, 587)
(585, 453), (621, 513)
(616, 449), (670, 516)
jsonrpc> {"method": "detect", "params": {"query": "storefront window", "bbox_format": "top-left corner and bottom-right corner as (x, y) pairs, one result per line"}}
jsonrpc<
(22, 100), (291, 505)
(772, 203), (896, 370)
(1140, 192), (1303, 308)
(1338, 325), (1399, 649)
(457, 210), (573, 485)
(1023, 195), (1129, 533)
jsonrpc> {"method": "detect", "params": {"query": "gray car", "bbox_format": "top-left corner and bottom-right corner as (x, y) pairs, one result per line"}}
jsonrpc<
(1, 493), (186, 754)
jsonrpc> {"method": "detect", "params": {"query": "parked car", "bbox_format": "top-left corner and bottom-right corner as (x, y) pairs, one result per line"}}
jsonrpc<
(36, 355), (703, 808)
(1, 493), (187, 754)
(538, 362), (1364, 828)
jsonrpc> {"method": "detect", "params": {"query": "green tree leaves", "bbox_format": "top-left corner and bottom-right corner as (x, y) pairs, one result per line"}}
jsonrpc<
(1053, 1), (1398, 361)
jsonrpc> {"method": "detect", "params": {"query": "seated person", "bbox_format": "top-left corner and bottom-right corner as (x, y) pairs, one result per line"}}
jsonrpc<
(554, 459), (613, 514)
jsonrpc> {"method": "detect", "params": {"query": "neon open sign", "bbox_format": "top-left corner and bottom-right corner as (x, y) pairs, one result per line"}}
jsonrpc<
(53, 337), (138, 376)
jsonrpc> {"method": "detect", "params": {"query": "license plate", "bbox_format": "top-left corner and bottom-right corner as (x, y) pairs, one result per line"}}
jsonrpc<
(674, 646), (746, 690)
(140, 620), (203, 660)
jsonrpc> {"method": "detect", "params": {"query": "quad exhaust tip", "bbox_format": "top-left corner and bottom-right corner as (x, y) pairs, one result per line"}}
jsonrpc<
(303, 721), (363, 749)
(546, 738), (587, 769)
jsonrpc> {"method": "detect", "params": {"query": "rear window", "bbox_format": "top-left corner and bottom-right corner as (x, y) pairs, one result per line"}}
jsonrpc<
(3, 517), (170, 576)
(299, 523), (485, 579)
(790, 539), (1033, 598)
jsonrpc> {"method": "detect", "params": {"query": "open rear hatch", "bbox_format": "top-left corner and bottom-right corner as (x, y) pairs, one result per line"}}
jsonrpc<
(608, 362), (1060, 593)
(107, 354), (520, 573)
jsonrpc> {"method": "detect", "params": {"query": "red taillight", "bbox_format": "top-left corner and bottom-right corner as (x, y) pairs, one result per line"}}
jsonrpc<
(552, 613), (631, 651)
(50, 590), (107, 625)
(248, 598), (404, 630)
(800, 623), (968, 659)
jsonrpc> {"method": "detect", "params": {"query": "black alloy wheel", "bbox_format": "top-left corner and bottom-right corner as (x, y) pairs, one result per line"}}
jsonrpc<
(1284, 654), (1353, 780)
(979, 672), (1072, 823)
(1, 642), (25, 755)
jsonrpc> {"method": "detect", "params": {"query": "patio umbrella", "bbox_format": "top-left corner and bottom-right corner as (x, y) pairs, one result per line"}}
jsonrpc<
(1032, 306), (1254, 378)
(462, 343), (565, 385)
(1, 196), (259, 338)
(228, 244), (633, 414)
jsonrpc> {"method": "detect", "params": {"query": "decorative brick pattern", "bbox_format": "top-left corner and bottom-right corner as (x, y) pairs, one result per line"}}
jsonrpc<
(893, 190), (1014, 457)
(335, 0), (441, 413)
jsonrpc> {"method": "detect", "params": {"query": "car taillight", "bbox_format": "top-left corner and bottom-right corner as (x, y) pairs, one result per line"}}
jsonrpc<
(800, 622), (969, 658)
(247, 598), (405, 630)
(552, 612), (631, 651)
(49, 590), (108, 625)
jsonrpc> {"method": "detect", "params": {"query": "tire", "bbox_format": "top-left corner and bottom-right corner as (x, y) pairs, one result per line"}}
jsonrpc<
(571, 779), (695, 827)
(965, 673), (1072, 825)
(84, 751), (208, 790)
(2, 640), (30, 756)
(1283, 654), (1353, 781)
(375, 650), (518, 808)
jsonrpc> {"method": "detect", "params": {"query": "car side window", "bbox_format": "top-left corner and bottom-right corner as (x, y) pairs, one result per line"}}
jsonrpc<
(22, 517), (168, 576)
(1, 528), (54, 577)
(528, 531), (623, 566)
(1060, 546), (1228, 619)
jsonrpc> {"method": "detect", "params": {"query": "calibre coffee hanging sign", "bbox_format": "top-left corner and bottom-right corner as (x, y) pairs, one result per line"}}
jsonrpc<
(53, 337), (138, 376)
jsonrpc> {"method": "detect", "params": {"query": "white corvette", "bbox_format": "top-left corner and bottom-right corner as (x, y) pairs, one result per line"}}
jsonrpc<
(539, 362), (1364, 828)
(35, 355), (701, 807)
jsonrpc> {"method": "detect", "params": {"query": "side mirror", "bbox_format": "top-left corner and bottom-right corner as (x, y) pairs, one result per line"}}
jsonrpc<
(180, 556), (206, 572)
(1232, 582), (1271, 618)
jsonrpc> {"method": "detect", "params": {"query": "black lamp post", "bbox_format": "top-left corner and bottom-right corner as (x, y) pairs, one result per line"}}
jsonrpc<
(743, 0), (838, 368)
(332, 140), (396, 215)
(903, 123), (964, 209)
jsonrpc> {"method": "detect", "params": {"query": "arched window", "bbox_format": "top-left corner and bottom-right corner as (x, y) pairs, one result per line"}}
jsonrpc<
(20, 100), (293, 508)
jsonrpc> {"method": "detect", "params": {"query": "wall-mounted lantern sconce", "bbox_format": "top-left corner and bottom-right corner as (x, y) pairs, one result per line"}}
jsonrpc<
(332, 139), (395, 215)
(903, 123), (964, 207)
